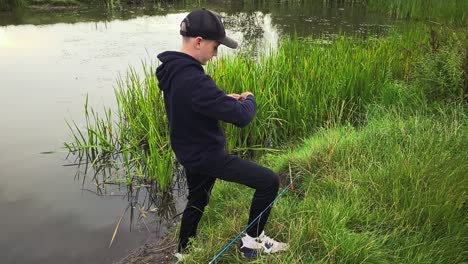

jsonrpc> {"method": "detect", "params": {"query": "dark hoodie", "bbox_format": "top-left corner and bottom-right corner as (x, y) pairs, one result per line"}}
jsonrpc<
(156, 51), (256, 169)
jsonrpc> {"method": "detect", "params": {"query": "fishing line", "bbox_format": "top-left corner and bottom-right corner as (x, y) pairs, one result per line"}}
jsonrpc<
(208, 163), (298, 264)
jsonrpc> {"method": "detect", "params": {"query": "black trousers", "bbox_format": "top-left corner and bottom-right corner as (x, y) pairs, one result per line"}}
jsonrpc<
(178, 154), (279, 252)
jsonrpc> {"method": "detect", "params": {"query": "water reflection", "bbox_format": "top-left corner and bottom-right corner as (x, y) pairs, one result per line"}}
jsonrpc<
(71, 156), (187, 232)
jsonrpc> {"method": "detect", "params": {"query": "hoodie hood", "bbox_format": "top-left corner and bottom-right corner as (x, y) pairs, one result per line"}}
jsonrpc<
(156, 51), (203, 92)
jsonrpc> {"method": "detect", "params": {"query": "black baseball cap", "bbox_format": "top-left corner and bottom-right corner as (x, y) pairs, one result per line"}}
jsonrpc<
(180, 8), (238, 49)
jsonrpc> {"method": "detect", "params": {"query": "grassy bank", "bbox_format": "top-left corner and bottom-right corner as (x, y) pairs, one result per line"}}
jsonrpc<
(65, 24), (466, 198)
(180, 103), (467, 263)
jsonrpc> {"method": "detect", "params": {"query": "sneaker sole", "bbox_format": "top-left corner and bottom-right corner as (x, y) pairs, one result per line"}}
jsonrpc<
(239, 240), (264, 259)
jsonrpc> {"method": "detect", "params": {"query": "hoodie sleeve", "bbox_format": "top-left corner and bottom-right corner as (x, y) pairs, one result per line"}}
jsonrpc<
(191, 75), (256, 128)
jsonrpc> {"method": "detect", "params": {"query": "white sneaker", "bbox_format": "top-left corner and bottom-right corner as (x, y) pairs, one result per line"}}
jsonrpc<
(173, 252), (187, 263)
(257, 231), (289, 254)
(239, 233), (265, 258)
(239, 231), (289, 258)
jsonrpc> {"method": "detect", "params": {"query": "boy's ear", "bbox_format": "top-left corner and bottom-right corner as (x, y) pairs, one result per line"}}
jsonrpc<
(194, 36), (203, 49)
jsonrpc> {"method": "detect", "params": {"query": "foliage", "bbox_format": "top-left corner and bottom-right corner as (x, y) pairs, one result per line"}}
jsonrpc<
(0, 0), (28, 11)
(410, 28), (467, 102)
(366, 0), (468, 26)
(210, 26), (430, 154)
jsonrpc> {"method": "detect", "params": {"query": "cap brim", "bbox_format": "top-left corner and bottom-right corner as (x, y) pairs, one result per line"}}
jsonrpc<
(219, 36), (238, 49)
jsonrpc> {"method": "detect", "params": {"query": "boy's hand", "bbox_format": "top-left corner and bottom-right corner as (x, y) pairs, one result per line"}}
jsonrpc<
(228, 93), (242, 100)
(228, 92), (253, 102)
(239, 92), (253, 101)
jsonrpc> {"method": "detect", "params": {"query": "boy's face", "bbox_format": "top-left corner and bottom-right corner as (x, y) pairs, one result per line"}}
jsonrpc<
(198, 39), (220, 65)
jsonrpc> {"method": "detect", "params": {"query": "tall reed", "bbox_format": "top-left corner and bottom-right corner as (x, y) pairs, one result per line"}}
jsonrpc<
(209, 26), (434, 154)
(66, 63), (173, 195)
(0, 0), (27, 10)
(235, 0), (466, 26)
(366, 0), (467, 25)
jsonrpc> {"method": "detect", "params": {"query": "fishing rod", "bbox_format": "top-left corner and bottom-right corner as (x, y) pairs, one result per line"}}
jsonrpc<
(208, 163), (297, 264)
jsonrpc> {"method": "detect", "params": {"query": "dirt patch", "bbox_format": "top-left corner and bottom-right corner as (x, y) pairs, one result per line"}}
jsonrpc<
(115, 235), (178, 264)
(278, 172), (291, 187)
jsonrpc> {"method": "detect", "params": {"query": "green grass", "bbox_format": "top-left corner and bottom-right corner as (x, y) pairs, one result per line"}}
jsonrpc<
(210, 25), (465, 155)
(65, 24), (466, 199)
(181, 103), (468, 263)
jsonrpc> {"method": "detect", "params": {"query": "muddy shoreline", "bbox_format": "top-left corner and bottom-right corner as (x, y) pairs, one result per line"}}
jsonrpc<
(115, 230), (178, 264)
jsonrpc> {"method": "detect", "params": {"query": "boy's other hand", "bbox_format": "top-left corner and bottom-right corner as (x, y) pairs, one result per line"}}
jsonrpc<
(228, 93), (242, 100)
(240, 92), (254, 101)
